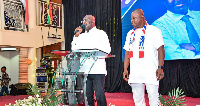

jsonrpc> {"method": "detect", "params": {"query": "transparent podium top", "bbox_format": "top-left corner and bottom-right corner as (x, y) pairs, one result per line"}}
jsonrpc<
(51, 49), (115, 91)
(51, 49), (115, 59)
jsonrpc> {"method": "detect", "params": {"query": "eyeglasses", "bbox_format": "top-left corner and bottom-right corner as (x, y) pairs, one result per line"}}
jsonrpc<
(81, 19), (88, 24)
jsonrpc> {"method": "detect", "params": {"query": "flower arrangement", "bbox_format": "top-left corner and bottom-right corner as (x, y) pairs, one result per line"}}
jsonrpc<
(5, 94), (43, 106)
(5, 85), (63, 106)
(108, 103), (116, 106)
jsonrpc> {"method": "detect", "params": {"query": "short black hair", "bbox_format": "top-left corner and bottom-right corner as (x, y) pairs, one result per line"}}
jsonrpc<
(1, 66), (6, 70)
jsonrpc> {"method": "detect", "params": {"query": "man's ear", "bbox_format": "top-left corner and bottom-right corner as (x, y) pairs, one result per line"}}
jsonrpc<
(141, 15), (144, 19)
(91, 21), (95, 26)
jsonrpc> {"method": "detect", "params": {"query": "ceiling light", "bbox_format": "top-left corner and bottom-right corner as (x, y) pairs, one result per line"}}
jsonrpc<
(1, 48), (17, 51)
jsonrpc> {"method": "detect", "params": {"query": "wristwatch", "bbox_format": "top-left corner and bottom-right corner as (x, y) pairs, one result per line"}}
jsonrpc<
(158, 66), (164, 69)
(192, 42), (200, 52)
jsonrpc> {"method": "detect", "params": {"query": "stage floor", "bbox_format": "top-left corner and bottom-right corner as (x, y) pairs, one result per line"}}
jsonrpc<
(1, 92), (200, 106)
(106, 92), (200, 106)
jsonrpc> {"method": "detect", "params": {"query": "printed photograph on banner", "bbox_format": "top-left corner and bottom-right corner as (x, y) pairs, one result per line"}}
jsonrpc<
(121, 0), (200, 61)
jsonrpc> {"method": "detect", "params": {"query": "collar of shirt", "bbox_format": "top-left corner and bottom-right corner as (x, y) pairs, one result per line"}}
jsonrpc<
(166, 10), (194, 23)
(85, 26), (97, 33)
(2, 72), (7, 75)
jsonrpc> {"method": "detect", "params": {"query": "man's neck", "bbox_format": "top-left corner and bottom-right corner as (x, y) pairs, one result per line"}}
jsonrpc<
(86, 26), (95, 32)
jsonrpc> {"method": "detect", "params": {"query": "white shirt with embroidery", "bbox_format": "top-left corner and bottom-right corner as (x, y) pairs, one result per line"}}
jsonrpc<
(123, 25), (164, 85)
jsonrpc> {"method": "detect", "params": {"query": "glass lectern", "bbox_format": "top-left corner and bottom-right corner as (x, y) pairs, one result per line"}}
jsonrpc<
(51, 49), (114, 106)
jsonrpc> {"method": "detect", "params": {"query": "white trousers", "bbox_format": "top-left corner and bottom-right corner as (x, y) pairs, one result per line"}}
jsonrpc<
(130, 83), (160, 106)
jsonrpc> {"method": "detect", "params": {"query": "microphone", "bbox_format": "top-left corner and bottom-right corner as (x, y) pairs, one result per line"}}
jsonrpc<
(74, 24), (85, 34)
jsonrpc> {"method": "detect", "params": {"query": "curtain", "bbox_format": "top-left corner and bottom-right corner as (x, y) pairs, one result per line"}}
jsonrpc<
(160, 59), (200, 97)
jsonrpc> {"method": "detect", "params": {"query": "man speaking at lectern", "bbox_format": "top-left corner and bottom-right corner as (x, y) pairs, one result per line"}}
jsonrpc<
(71, 15), (111, 106)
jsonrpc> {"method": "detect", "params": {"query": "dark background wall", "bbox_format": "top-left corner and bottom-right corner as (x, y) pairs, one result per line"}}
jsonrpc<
(62, 0), (200, 97)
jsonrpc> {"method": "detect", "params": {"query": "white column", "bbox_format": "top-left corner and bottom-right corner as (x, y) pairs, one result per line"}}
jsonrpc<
(28, 47), (37, 84)
(0, 0), (5, 29)
(28, 0), (37, 30)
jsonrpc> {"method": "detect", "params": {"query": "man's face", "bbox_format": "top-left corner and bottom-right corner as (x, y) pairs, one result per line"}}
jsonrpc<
(131, 12), (143, 28)
(165, 0), (191, 15)
(82, 16), (93, 31)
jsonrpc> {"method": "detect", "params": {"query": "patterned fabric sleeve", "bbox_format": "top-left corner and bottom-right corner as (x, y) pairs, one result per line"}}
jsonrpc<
(1, 72), (10, 87)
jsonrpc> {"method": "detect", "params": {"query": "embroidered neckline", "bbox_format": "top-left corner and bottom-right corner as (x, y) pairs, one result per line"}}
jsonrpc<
(128, 21), (148, 58)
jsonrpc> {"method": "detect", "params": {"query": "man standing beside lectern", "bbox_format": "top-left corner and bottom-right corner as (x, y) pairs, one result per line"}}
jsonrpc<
(71, 15), (111, 106)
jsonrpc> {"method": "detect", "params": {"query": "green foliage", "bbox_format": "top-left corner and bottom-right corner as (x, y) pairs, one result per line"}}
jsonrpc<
(159, 87), (186, 106)
(40, 56), (55, 89)
(42, 88), (63, 106)
(27, 85), (41, 96)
